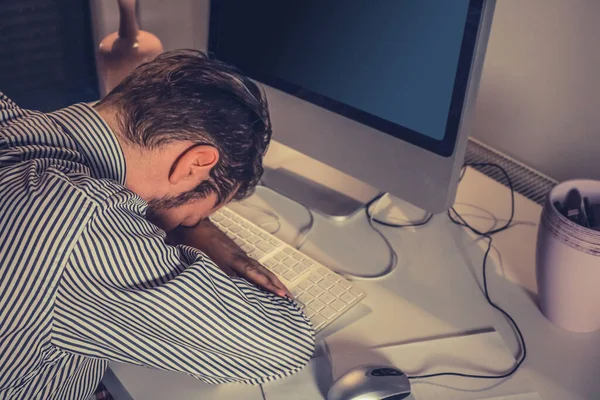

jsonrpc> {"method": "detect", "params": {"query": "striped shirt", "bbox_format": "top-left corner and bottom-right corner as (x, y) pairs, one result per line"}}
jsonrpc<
(0, 93), (315, 400)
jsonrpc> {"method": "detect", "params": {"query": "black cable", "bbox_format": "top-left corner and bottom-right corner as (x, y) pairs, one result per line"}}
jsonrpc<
(448, 163), (515, 236)
(365, 194), (434, 228)
(408, 162), (527, 381)
(459, 164), (468, 182)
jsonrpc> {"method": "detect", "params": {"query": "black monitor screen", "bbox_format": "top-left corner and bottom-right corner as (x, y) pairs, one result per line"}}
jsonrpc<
(209, 0), (484, 156)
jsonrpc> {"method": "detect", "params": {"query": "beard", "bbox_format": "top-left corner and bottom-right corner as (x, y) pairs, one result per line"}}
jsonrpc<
(144, 184), (216, 232)
(145, 193), (190, 232)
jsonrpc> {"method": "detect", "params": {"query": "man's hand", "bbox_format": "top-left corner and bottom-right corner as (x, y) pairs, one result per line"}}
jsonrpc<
(168, 219), (292, 298)
(226, 253), (293, 298)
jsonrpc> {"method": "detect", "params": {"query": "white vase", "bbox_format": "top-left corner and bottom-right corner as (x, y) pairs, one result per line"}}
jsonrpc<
(536, 179), (600, 333)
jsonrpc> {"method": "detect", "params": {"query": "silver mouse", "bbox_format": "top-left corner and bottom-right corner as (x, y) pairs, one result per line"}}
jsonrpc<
(327, 365), (411, 400)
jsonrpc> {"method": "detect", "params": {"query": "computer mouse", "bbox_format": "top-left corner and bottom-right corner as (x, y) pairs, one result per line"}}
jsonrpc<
(327, 365), (411, 400)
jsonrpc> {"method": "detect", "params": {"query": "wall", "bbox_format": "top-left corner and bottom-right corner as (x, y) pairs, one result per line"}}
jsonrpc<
(91, 0), (600, 182)
(471, 0), (600, 181)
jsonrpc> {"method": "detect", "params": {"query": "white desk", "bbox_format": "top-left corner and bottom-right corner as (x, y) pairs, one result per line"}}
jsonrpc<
(104, 167), (600, 400)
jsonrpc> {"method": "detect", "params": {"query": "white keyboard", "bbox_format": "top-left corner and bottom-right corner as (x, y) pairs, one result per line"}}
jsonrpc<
(210, 207), (366, 332)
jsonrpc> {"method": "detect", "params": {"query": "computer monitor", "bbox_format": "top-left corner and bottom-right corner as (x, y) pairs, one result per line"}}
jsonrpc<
(209, 0), (495, 214)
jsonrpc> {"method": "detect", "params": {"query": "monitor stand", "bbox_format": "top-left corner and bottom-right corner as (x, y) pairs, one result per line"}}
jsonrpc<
(261, 141), (383, 220)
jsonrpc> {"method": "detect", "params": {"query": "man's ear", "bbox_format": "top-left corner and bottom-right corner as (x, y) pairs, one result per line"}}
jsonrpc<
(169, 145), (219, 188)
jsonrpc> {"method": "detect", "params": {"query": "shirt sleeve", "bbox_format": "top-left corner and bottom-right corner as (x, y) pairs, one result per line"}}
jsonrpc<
(52, 191), (316, 384)
(0, 92), (26, 126)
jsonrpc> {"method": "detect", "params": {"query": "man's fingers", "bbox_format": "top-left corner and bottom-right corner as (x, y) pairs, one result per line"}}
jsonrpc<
(267, 273), (294, 299)
(242, 261), (290, 297)
(253, 269), (287, 297)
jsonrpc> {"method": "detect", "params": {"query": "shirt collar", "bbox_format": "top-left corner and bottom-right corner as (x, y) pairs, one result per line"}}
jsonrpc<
(50, 103), (127, 185)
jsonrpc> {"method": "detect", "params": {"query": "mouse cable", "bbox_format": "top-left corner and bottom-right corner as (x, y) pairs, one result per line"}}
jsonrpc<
(237, 191), (315, 250)
(237, 201), (282, 234)
(408, 162), (527, 381)
(341, 194), (399, 280)
(366, 193), (434, 228)
(295, 204), (315, 250)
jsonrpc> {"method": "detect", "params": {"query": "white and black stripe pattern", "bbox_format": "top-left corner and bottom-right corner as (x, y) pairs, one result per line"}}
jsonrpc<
(0, 94), (315, 399)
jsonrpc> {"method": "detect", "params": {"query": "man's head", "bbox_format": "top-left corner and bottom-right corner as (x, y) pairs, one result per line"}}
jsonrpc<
(95, 50), (272, 231)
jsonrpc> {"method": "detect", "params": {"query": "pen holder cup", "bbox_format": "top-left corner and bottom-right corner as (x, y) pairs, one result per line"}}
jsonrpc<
(537, 179), (600, 333)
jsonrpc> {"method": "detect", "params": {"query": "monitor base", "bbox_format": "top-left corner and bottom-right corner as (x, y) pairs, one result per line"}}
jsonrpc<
(261, 141), (383, 220)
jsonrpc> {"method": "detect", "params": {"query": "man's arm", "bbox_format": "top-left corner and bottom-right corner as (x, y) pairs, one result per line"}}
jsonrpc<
(53, 200), (315, 384)
(169, 219), (293, 298)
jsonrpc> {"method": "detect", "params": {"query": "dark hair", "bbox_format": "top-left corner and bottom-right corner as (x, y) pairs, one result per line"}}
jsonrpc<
(97, 49), (272, 206)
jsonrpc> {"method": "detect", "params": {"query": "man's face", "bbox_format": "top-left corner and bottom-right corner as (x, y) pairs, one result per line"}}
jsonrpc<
(146, 191), (225, 232)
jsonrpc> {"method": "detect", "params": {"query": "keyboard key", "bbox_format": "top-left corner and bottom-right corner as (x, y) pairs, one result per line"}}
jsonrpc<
(274, 252), (288, 262)
(311, 314), (327, 329)
(248, 250), (265, 260)
(318, 278), (335, 290)
(246, 235), (260, 244)
(292, 264), (309, 275)
(340, 292), (356, 304)
(211, 214), (223, 222)
(318, 292), (336, 304)
(328, 274), (342, 283)
(284, 247), (295, 255)
(264, 259), (278, 268)
(339, 280), (352, 289)
(306, 304), (320, 315)
(283, 258), (297, 268)
(233, 237), (245, 246)
(293, 253), (304, 261)
(241, 244), (253, 253)
(320, 307), (336, 320)
(238, 230), (251, 238)
(283, 270), (299, 281)
(229, 225), (242, 233)
(350, 287), (364, 297)
(308, 273), (323, 284)
(268, 238), (280, 246)
(322, 271), (334, 280)
(316, 267), (330, 276)
(273, 264), (287, 275)
(240, 221), (250, 228)
(259, 232), (270, 240)
(221, 219), (233, 227)
(222, 210), (233, 218)
(302, 258), (315, 267)
(231, 215), (241, 223)
(297, 292), (314, 306)
(298, 281), (313, 291)
(308, 286), (324, 297)
(256, 241), (275, 253)
(330, 299), (347, 312)
(330, 285), (345, 297)
(225, 231), (236, 239)
(309, 299), (325, 312)
(290, 286), (303, 297)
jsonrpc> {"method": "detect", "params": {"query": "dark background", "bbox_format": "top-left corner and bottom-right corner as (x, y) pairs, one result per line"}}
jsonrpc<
(0, 0), (99, 111)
